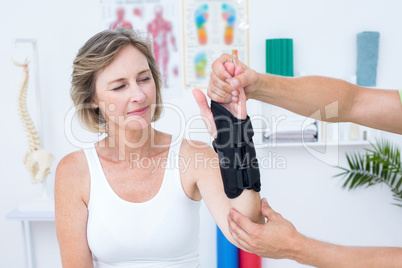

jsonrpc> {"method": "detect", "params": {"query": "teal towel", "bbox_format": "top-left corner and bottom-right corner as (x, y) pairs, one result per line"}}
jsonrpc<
(266, 39), (293, 77)
(356, 31), (380, 87)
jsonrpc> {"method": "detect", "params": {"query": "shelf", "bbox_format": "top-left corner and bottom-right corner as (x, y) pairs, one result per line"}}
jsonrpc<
(258, 140), (371, 148)
(6, 209), (55, 221)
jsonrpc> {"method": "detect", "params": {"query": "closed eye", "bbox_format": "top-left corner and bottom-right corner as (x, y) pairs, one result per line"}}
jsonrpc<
(112, 84), (125, 91)
(138, 77), (150, 83)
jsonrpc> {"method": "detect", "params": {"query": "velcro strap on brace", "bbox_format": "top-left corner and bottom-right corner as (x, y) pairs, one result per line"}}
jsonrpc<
(211, 101), (261, 199)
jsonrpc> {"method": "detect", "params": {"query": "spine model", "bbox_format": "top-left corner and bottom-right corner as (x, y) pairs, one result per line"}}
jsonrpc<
(15, 59), (41, 151)
(14, 59), (54, 184)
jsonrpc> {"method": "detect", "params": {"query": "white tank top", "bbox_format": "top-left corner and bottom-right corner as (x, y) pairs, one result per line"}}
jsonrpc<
(84, 138), (201, 268)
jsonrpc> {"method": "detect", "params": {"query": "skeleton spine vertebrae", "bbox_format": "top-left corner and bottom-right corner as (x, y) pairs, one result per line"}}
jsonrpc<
(14, 59), (54, 184)
(16, 59), (41, 151)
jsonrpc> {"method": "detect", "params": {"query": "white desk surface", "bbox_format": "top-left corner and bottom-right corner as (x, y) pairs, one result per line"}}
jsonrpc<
(6, 209), (55, 221)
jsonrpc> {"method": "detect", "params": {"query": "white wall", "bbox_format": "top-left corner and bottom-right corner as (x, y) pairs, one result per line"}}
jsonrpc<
(1, 0), (401, 268)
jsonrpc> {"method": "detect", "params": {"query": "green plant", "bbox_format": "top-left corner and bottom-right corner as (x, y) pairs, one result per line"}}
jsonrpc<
(334, 139), (402, 207)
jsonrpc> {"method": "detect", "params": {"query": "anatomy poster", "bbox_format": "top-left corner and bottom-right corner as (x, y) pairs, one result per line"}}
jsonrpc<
(101, 0), (182, 98)
(183, 0), (249, 89)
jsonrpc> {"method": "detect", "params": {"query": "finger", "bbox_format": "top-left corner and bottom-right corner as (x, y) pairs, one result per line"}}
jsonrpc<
(192, 89), (217, 138)
(233, 66), (245, 98)
(228, 219), (252, 252)
(227, 64), (242, 104)
(228, 208), (256, 235)
(209, 69), (235, 97)
(224, 61), (236, 77)
(231, 65), (247, 118)
(261, 197), (279, 220)
(228, 212), (254, 243)
(234, 67), (243, 97)
(234, 65), (242, 76)
(192, 88), (210, 116)
(231, 90), (239, 97)
(207, 80), (232, 103)
(211, 53), (237, 81)
(230, 69), (251, 89)
(228, 215), (252, 252)
(208, 87), (234, 104)
(233, 66), (243, 103)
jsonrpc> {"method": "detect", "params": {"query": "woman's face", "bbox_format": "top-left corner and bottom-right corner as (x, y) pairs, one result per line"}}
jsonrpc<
(93, 45), (156, 132)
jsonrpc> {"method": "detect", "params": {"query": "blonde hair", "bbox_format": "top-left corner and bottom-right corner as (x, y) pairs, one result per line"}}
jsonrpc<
(71, 27), (163, 133)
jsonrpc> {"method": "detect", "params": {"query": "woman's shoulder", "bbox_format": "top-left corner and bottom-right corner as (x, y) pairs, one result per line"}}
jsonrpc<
(55, 149), (91, 207)
(55, 149), (89, 184)
(57, 149), (87, 169)
(180, 138), (217, 158)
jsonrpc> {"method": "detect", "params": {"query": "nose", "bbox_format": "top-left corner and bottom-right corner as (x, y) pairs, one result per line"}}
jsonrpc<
(128, 84), (146, 103)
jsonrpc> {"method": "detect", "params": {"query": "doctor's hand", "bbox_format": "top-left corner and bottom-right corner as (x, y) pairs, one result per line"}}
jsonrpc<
(228, 198), (302, 259)
(193, 62), (247, 138)
(208, 53), (261, 103)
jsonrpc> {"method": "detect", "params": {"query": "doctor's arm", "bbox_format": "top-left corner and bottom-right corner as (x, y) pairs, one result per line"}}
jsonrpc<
(228, 198), (402, 268)
(208, 53), (402, 134)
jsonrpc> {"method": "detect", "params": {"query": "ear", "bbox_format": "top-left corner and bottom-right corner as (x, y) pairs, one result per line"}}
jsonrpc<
(91, 97), (99, 109)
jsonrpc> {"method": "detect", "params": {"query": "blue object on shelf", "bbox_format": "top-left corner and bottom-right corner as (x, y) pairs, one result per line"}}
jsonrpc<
(217, 226), (238, 268)
(356, 31), (380, 87)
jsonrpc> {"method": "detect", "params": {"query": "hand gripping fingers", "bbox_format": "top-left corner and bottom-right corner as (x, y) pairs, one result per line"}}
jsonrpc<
(211, 53), (236, 81)
(208, 76), (232, 102)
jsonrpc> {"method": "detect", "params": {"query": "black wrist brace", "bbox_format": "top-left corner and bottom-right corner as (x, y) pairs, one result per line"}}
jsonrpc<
(211, 101), (261, 199)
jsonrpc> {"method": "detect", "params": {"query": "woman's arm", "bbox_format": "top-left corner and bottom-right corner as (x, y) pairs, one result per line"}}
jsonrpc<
(180, 139), (263, 249)
(192, 61), (263, 248)
(55, 151), (94, 268)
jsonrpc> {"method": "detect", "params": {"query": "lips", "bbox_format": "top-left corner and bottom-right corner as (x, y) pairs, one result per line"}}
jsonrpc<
(127, 106), (149, 115)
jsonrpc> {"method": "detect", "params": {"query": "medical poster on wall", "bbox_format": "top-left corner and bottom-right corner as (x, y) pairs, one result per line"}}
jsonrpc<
(100, 0), (182, 98)
(182, 0), (249, 89)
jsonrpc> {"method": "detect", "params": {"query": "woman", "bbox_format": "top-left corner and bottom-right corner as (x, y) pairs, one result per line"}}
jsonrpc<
(55, 27), (262, 267)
